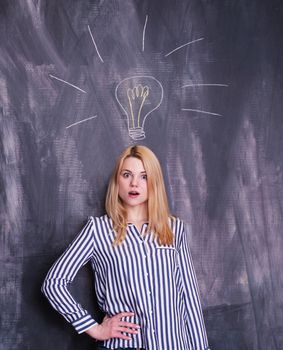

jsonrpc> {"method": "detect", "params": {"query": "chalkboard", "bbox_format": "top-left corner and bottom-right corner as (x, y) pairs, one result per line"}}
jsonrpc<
(1, 0), (283, 349)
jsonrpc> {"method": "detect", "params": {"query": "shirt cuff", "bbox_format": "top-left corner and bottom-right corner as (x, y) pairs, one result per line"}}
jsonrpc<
(71, 314), (97, 334)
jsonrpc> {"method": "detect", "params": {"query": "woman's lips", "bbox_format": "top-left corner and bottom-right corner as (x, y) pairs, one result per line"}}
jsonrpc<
(128, 191), (140, 198)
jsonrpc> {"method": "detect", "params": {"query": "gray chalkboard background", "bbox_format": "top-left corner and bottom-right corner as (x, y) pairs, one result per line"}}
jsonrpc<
(1, 0), (283, 349)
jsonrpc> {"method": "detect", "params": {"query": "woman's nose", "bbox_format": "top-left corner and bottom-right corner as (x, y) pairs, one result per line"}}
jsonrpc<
(130, 176), (138, 186)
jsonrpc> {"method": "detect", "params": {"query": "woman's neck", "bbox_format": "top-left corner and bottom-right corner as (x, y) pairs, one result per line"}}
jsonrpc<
(126, 204), (148, 223)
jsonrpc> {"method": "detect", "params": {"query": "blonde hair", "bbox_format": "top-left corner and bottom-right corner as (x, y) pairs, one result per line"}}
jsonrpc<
(105, 145), (173, 245)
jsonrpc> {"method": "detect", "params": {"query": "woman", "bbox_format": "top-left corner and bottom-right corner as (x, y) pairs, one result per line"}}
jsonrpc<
(42, 145), (210, 350)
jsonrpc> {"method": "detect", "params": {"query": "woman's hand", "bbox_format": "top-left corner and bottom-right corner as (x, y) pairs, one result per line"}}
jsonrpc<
(85, 312), (140, 341)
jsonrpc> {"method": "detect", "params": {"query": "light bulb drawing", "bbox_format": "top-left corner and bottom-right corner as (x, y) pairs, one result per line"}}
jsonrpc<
(127, 84), (149, 138)
(115, 76), (163, 140)
(47, 13), (228, 133)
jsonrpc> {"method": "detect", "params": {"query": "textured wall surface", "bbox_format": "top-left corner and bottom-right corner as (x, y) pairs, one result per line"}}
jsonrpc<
(1, 1), (283, 349)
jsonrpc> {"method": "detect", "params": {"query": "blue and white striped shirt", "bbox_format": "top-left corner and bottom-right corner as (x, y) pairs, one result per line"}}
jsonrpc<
(42, 215), (209, 350)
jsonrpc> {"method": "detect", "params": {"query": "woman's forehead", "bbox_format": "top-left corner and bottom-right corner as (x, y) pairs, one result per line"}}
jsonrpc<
(121, 157), (145, 172)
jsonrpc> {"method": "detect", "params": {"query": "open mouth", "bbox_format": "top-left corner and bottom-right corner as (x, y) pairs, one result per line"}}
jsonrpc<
(128, 191), (140, 197)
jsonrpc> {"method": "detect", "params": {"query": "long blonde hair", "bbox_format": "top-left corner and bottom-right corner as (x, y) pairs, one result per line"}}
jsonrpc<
(105, 145), (174, 245)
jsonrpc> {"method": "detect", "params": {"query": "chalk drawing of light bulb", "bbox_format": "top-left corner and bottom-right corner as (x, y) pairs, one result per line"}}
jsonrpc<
(115, 76), (164, 140)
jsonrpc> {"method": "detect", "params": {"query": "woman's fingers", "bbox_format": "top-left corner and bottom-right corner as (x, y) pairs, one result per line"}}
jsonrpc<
(110, 313), (140, 339)
(118, 321), (140, 329)
(113, 331), (132, 340)
(116, 326), (139, 334)
(88, 311), (140, 341)
(112, 312), (140, 329)
(114, 311), (135, 319)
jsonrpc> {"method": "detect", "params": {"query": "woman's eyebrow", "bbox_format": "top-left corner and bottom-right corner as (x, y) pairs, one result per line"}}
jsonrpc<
(121, 169), (132, 173)
(121, 169), (147, 174)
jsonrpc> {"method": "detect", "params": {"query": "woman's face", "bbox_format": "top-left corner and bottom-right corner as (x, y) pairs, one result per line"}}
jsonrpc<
(118, 157), (148, 210)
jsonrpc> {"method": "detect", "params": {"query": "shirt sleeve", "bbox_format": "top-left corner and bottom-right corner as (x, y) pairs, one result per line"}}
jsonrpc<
(41, 216), (97, 334)
(177, 221), (210, 350)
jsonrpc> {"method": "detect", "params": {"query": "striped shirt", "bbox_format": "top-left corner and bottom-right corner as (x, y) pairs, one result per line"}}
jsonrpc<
(42, 215), (210, 350)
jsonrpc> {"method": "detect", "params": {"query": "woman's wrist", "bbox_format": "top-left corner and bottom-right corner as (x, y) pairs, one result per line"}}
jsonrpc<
(84, 324), (101, 339)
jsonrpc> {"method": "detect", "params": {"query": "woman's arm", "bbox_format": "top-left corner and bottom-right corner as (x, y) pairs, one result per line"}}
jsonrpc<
(178, 221), (210, 350)
(42, 216), (140, 339)
(41, 217), (97, 334)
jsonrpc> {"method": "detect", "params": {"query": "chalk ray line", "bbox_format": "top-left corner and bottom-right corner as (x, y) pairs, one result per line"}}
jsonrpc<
(49, 74), (87, 93)
(165, 37), (204, 57)
(182, 83), (229, 88)
(66, 115), (98, 129)
(142, 14), (148, 52)
(88, 25), (104, 63)
(182, 108), (222, 116)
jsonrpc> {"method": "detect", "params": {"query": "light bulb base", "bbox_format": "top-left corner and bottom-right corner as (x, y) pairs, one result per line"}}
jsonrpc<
(129, 127), (145, 140)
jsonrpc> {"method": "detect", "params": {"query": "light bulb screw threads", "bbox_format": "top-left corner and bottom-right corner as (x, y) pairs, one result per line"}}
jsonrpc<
(129, 127), (145, 140)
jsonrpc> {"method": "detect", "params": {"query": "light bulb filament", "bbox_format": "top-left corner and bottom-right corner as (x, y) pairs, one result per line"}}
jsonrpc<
(127, 85), (149, 128)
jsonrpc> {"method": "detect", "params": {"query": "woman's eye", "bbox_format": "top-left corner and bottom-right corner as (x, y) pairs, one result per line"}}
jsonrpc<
(141, 175), (147, 180)
(122, 172), (130, 178)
